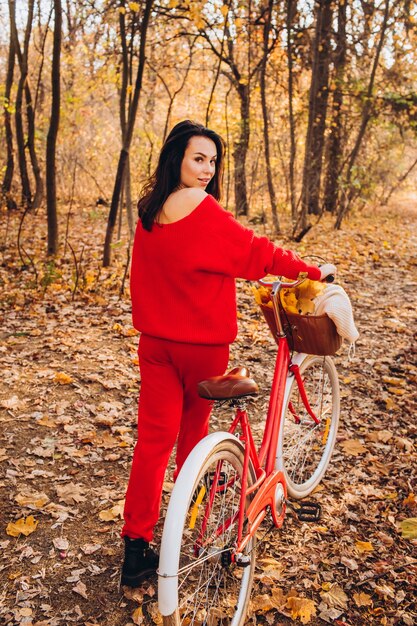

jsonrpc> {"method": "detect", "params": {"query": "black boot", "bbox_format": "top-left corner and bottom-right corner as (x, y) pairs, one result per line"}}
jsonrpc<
(121, 537), (159, 587)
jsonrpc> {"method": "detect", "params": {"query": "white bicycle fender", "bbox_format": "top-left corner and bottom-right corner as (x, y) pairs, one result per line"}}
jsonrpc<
(158, 431), (242, 617)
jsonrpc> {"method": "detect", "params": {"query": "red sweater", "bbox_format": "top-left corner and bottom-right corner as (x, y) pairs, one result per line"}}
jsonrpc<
(130, 195), (321, 344)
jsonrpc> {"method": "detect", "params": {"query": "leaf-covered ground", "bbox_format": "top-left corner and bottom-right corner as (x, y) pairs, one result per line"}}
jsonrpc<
(0, 197), (416, 626)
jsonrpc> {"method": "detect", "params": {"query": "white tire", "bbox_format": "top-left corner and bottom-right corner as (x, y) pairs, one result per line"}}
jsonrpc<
(158, 432), (256, 626)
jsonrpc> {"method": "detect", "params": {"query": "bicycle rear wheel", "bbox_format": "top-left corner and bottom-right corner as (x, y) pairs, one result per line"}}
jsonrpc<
(159, 435), (256, 626)
(276, 355), (340, 499)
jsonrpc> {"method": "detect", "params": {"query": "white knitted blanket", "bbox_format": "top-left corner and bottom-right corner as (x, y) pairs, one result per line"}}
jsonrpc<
(314, 284), (359, 343)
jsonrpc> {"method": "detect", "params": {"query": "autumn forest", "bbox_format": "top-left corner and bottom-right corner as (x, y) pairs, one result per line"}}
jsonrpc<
(0, 0), (416, 625)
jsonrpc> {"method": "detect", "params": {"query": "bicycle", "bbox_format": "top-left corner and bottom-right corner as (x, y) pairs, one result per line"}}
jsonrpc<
(157, 274), (341, 626)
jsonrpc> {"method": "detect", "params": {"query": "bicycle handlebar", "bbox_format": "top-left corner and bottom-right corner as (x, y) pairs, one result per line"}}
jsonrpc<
(258, 276), (305, 289)
(258, 273), (335, 291)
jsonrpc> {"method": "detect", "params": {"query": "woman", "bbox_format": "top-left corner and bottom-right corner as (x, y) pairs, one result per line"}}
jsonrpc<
(121, 120), (335, 586)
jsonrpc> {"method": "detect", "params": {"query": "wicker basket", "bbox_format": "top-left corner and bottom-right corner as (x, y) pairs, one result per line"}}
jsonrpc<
(260, 303), (342, 356)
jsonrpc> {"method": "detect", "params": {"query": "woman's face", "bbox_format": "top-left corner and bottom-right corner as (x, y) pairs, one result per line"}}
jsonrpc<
(179, 136), (217, 189)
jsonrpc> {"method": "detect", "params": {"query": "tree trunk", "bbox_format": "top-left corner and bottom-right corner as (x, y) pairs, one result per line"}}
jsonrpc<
(260, 0), (280, 233)
(11, 0), (32, 209)
(335, 0), (391, 229)
(103, 0), (154, 267)
(2, 0), (16, 198)
(323, 0), (347, 214)
(286, 0), (297, 225)
(46, 0), (62, 255)
(234, 81), (250, 216)
(299, 0), (333, 229)
(14, 0), (43, 210)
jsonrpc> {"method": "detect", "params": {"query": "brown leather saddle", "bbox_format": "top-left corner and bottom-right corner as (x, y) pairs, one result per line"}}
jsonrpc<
(197, 367), (259, 400)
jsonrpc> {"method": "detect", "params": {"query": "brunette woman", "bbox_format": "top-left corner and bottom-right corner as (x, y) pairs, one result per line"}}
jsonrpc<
(121, 120), (335, 586)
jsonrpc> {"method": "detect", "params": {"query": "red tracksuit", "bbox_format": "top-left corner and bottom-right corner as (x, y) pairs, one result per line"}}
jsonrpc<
(122, 195), (320, 541)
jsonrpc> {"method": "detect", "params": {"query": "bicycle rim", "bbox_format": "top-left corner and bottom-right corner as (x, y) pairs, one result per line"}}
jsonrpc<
(164, 441), (256, 626)
(277, 355), (340, 499)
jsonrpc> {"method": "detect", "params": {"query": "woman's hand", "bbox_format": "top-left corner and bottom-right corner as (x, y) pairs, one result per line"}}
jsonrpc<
(319, 263), (337, 282)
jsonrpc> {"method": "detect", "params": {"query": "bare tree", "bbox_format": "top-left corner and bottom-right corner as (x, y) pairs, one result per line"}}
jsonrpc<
(10, 0), (32, 208)
(335, 0), (391, 229)
(12, 0), (43, 210)
(299, 0), (334, 232)
(46, 0), (62, 255)
(2, 0), (16, 205)
(286, 0), (297, 225)
(260, 0), (280, 233)
(323, 0), (347, 214)
(103, 0), (154, 267)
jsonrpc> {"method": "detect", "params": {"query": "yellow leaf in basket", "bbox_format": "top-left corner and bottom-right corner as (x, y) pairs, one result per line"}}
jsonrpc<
(298, 279), (326, 300)
(252, 286), (262, 305)
(297, 297), (315, 315)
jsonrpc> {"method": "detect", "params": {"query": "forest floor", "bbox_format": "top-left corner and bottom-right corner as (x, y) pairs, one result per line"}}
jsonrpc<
(0, 196), (416, 626)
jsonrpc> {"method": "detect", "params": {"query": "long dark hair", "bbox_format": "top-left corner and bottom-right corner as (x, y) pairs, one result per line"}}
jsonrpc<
(138, 120), (226, 231)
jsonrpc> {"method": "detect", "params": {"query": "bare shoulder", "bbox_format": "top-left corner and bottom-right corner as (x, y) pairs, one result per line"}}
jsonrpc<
(160, 188), (208, 223)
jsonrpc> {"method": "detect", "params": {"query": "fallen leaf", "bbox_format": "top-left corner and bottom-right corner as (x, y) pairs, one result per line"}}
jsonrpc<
(146, 602), (162, 624)
(81, 543), (101, 554)
(99, 500), (124, 522)
(340, 439), (367, 456)
(132, 606), (144, 625)
(72, 580), (88, 599)
(375, 583), (395, 598)
(37, 415), (57, 428)
(382, 376), (405, 386)
(6, 515), (39, 537)
(353, 591), (373, 607)
(403, 493), (416, 508)
(15, 491), (49, 508)
(54, 372), (74, 384)
(320, 584), (348, 609)
(399, 518), (417, 539)
(355, 540), (374, 553)
(53, 537), (69, 551)
(1, 395), (24, 409)
(56, 482), (86, 505)
(250, 593), (279, 612)
(286, 596), (317, 624)
(340, 556), (358, 570)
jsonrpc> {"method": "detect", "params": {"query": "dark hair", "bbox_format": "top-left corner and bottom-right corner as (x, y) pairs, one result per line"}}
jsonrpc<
(138, 120), (226, 231)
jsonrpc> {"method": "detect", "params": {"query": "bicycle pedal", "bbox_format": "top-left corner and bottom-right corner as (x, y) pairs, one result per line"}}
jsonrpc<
(293, 501), (321, 522)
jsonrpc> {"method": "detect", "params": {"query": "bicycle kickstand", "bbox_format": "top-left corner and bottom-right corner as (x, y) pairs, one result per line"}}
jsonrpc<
(286, 499), (321, 522)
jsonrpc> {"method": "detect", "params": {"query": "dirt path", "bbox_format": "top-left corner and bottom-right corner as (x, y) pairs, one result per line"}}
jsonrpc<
(0, 201), (416, 625)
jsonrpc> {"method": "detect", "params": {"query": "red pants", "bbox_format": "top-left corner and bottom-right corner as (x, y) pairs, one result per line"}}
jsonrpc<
(122, 334), (229, 542)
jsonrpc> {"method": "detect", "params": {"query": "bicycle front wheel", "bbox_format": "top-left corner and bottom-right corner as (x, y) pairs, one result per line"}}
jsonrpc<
(159, 435), (256, 626)
(276, 355), (340, 499)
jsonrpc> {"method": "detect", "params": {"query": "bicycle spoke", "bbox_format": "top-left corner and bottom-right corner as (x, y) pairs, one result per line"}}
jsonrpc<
(171, 446), (255, 625)
(278, 356), (340, 498)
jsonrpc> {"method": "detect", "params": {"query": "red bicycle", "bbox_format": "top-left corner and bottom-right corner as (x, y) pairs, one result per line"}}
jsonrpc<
(158, 274), (341, 626)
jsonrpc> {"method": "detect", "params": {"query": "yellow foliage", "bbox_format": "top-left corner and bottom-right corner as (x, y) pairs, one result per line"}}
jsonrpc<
(53, 372), (74, 385)
(403, 493), (416, 508)
(253, 278), (325, 316)
(285, 596), (316, 624)
(6, 515), (39, 537)
(99, 500), (124, 522)
(355, 540), (374, 553)
(400, 518), (417, 539)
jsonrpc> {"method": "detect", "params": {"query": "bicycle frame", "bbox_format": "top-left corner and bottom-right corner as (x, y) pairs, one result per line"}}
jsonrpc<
(195, 279), (324, 558)
(229, 335), (290, 554)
